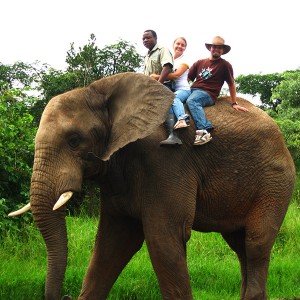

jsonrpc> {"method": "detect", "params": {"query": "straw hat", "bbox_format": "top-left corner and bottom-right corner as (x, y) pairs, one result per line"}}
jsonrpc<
(205, 36), (231, 55)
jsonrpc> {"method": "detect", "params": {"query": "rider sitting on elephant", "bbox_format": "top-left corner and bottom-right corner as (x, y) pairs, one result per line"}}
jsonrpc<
(186, 36), (249, 145)
(142, 29), (183, 146)
(150, 36), (191, 133)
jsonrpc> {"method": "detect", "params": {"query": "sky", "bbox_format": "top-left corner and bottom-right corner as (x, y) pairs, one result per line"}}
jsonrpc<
(1, 0), (299, 78)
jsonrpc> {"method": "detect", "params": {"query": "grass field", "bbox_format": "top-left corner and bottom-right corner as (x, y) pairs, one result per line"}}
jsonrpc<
(1, 197), (300, 299)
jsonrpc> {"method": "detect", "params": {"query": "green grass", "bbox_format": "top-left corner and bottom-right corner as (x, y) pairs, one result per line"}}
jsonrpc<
(1, 201), (300, 300)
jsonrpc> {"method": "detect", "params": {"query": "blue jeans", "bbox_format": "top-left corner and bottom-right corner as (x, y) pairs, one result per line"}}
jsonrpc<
(170, 89), (191, 121)
(186, 88), (215, 130)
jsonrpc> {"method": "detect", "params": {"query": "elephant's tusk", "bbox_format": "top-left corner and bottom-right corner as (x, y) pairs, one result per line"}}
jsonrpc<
(53, 191), (73, 210)
(8, 203), (31, 217)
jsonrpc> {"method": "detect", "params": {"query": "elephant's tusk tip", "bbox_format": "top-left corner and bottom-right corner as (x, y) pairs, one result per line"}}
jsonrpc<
(8, 203), (31, 217)
(53, 191), (74, 210)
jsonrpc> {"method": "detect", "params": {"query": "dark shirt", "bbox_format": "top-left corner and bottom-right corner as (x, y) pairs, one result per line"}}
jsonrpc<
(188, 58), (234, 101)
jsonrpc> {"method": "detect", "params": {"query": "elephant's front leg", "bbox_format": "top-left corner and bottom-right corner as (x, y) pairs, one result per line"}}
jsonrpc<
(144, 218), (193, 300)
(78, 213), (144, 300)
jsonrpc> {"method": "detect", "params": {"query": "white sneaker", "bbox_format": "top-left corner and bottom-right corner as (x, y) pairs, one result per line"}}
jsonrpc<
(195, 129), (208, 137)
(194, 131), (212, 145)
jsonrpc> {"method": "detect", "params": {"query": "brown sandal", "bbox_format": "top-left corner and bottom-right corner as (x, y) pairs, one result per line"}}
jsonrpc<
(174, 120), (190, 130)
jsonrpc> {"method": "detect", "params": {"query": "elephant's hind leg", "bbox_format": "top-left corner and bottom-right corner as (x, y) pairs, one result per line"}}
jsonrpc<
(223, 221), (276, 300)
(222, 231), (247, 299)
(78, 214), (144, 300)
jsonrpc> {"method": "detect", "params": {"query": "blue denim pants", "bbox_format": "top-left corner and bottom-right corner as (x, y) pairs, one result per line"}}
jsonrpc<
(171, 89), (191, 121)
(186, 88), (215, 130)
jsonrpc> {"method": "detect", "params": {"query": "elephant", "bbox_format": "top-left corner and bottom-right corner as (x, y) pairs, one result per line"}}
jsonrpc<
(9, 72), (295, 300)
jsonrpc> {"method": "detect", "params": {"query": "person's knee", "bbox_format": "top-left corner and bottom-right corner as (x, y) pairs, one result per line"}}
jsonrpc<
(187, 97), (201, 108)
(186, 97), (192, 108)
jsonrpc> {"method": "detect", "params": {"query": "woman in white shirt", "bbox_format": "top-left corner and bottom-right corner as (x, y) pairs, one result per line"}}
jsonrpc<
(151, 37), (191, 130)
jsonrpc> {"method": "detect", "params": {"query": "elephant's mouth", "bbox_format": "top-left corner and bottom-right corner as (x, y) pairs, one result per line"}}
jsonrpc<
(83, 151), (107, 179)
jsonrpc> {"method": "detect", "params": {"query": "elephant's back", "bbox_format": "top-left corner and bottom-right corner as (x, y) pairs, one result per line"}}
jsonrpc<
(142, 96), (294, 179)
(205, 96), (295, 187)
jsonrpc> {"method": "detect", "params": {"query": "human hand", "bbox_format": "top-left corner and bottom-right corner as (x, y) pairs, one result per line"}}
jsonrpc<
(232, 103), (249, 112)
(150, 74), (160, 80)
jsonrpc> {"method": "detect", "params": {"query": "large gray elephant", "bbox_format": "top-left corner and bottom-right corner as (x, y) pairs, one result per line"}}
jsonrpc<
(10, 72), (295, 300)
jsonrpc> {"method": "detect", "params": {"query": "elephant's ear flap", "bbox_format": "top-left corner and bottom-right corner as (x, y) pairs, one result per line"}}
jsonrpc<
(90, 72), (174, 161)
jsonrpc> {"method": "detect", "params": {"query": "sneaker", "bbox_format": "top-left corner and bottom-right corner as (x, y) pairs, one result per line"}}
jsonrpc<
(195, 129), (207, 137)
(194, 131), (212, 145)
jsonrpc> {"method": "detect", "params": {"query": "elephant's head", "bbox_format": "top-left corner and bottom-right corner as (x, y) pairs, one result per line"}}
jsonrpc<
(9, 72), (174, 299)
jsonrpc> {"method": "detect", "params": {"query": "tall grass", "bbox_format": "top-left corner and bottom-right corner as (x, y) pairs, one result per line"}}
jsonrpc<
(1, 200), (299, 300)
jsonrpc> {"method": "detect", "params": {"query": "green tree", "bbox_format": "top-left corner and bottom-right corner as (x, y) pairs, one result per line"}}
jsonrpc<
(34, 69), (79, 122)
(66, 33), (143, 86)
(0, 61), (49, 90)
(0, 85), (37, 210)
(36, 34), (143, 122)
(271, 70), (300, 108)
(66, 33), (102, 86)
(97, 39), (143, 77)
(235, 73), (284, 110)
(275, 118), (300, 162)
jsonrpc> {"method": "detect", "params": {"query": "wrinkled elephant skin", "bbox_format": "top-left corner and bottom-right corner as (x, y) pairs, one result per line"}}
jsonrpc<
(16, 73), (296, 300)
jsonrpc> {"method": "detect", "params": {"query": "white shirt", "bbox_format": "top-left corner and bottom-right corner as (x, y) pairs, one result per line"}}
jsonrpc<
(173, 54), (190, 91)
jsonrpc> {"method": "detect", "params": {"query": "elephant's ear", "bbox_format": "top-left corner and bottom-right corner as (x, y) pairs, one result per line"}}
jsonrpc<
(89, 72), (174, 161)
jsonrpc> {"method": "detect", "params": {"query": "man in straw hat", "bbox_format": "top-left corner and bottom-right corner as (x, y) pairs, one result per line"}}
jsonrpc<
(186, 36), (248, 145)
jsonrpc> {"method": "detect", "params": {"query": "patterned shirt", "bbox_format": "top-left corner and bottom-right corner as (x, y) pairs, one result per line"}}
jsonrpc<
(188, 58), (234, 101)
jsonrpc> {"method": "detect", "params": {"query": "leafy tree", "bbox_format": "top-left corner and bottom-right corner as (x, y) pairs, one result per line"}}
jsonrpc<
(0, 61), (48, 90)
(34, 69), (79, 123)
(66, 33), (143, 86)
(35, 34), (144, 122)
(235, 73), (284, 110)
(65, 33), (102, 86)
(97, 39), (143, 77)
(271, 70), (300, 108)
(0, 62), (32, 89)
(0, 85), (37, 211)
(275, 118), (300, 162)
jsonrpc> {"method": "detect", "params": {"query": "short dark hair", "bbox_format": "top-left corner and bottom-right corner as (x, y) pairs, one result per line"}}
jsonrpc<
(144, 29), (157, 39)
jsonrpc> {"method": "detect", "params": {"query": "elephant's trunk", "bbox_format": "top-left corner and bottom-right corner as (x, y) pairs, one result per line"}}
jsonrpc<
(30, 150), (74, 300)
(41, 216), (67, 300)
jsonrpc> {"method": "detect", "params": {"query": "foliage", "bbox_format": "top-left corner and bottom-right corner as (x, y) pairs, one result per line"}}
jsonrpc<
(274, 119), (300, 161)
(35, 69), (79, 122)
(0, 198), (33, 240)
(66, 33), (143, 86)
(235, 73), (284, 110)
(271, 70), (300, 108)
(36, 34), (143, 121)
(97, 39), (143, 76)
(0, 61), (35, 89)
(0, 85), (37, 213)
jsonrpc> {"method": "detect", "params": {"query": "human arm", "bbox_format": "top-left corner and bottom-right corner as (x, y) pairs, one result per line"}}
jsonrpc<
(150, 74), (160, 80)
(228, 82), (249, 112)
(167, 64), (188, 80)
(187, 61), (198, 86)
(158, 63), (172, 84)
(150, 63), (188, 81)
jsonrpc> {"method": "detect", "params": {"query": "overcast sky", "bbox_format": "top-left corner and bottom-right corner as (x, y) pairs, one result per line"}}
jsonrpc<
(1, 0), (299, 77)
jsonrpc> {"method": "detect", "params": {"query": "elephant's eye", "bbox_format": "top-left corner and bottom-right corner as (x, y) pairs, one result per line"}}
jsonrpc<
(68, 133), (81, 148)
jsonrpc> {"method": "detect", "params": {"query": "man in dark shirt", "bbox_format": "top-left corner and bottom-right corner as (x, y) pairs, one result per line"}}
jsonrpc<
(187, 36), (248, 145)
